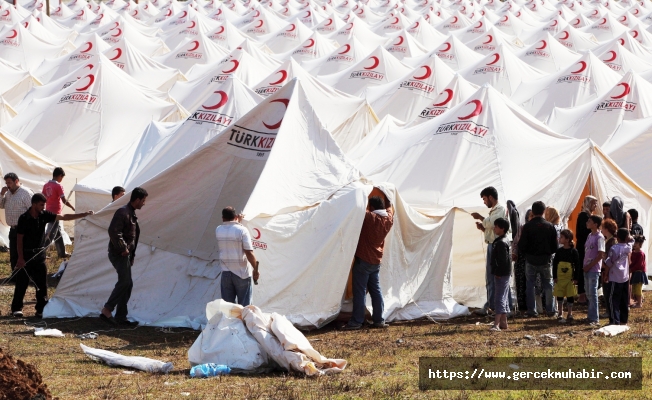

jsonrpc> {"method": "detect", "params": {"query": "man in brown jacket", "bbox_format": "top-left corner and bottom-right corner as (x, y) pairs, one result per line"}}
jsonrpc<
(343, 195), (394, 330)
(100, 187), (147, 325)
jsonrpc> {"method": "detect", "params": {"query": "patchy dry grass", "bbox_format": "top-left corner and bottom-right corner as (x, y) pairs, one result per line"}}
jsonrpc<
(1, 247), (652, 399)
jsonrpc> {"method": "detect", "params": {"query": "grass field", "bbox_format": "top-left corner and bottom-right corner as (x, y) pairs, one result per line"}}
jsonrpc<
(1, 247), (651, 399)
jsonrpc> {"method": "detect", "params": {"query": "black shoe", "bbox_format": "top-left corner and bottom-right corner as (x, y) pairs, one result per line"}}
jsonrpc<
(12, 311), (23, 318)
(100, 313), (118, 325)
(34, 312), (43, 319)
(116, 319), (138, 327)
(341, 324), (362, 331)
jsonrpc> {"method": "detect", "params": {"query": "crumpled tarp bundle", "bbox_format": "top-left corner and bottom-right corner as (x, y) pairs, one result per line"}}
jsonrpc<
(80, 344), (174, 373)
(188, 300), (346, 376)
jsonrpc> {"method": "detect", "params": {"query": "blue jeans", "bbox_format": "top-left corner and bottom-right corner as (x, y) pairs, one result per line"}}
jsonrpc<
(584, 271), (600, 323)
(220, 271), (252, 306)
(526, 261), (554, 315)
(348, 258), (384, 327)
(484, 245), (514, 311)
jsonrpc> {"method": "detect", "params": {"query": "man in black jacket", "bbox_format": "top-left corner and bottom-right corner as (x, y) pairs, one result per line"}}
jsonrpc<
(518, 201), (559, 317)
(100, 187), (147, 325)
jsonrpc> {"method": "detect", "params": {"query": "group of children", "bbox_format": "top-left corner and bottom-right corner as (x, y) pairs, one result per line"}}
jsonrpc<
(489, 214), (646, 331)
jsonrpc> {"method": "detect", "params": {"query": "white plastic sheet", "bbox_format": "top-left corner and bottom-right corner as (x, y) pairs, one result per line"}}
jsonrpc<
(81, 344), (174, 373)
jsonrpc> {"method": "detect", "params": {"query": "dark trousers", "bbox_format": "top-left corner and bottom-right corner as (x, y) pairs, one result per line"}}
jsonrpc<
(11, 260), (48, 314)
(348, 258), (384, 327)
(104, 253), (133, 320)
(9, 228), (18, 268)
(604, 281), (629, 325)
(46, 222), (67, 258)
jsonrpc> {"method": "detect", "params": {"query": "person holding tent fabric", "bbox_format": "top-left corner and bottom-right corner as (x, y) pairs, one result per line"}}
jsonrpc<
(216, 207), (259, 307)
(1, 173), (33, 272)
(576, 195), (598, 305)
(343, 196), (394, 330)
(471, 187), (511, 316)
(100, 187), (147, 326)
(12, 193), (93, 318)
(42, 167), (74, 259)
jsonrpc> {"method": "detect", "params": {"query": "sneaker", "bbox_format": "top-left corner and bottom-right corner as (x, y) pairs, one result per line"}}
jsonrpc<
(489, 326), (501, 332)
(372, 322), (389, 329)
(557, 316), (564, 322)
(473, 308), (488, 316)
(558, 318), (567, 324)
(12, 311), (23, 318)
(589, 321), (601, 327)
(116, 319), (138, 327)
(526, 312), (539, 318)
(567, 315), (575, 321)
(341, 324), (362, 331)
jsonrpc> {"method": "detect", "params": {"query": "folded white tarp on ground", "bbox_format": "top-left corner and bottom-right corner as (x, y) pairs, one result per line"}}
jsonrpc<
(80, 344), (174, 373)
(189, 300), (346, 375)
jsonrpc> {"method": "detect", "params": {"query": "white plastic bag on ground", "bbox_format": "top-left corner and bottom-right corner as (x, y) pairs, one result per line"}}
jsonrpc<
(80, 344), (173, 373)
(34, 328), (65, 337)
(594, 325), (630, 337)
(188, 310), (268, 371)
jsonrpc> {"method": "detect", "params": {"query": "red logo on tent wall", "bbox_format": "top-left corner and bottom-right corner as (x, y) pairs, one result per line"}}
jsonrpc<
(327, 44), (353, 62)
(277, 23), (296, 38)
(255, 70), (288, 96)
(436, 42), (454, 60)
(248, 19), (265, 33)
(474, 53), (503, 74)
(557, 61), (591, 84)
(602, 50), (622, 71)
(109, 48), (124, 68)
(435, 100), (488, 137)
(176, 41), (202, 59)
(474, 35), (495, 52)
(226, 99), (288, 156)
(525, 40), (550, 58)
(595, 83), (636, 112)
(386, 35), (406, 53)
(592, 17), (610, 30)
(210, 25), (226, 40)
(189, 90), (233, 126)
(251, 228), (267, 250)
(1, 29), (18, 46)
(68, 42), (94, 61)
(443, 15), (460, 29)
(58, 74), (98, 104)
(468, 20), (484, 33)
(420, 89), (453, 119)
(350, 56), (385, 80)
(399, 65), (435, 93)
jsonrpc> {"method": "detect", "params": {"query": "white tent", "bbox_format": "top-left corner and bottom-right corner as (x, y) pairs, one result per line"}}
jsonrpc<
(580, 12), (629, 42)
(0, 24), (70, 71)
(591, 40), (652, 75)
(153, 33), (228, 74)
(33, 34), (111, 84)
(103, 38), (186, 91)
(272, 31), (339, 62)
(205, 19), (256, 50)
(383, 29), (430, 60)
(318, 45), (412, 96)
(464, 27), (525, 55)
(73, 76), (263, 212)
(302, 36), (372, 75)
(516, 32), (581, 73)
(406, 17), (447, 49)
(408, 73), (479, 125)
(512, 51), (622, 120)
(1, 54), (185, 176)
(365, 56), (457, 123)
(261, 20), (314, 53)
(459, 43), (547, 97)
(349, 83), (652, 306)
(603, 116), (652, 192)
(328, 20), (387, 49)
(44, 79), (468, 327)
(0, 57), (39, 106)
(554, 25), (600, 52)
(0, 97), (17, 127)
(403, 34), (484, 71)
(547, 71), (652, 144)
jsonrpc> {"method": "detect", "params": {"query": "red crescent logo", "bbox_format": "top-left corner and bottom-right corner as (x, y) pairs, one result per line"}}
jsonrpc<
(559, 31), (569, 40)
(180, 10), (187, 18)
(536, 40), (547, 50)
(6, 29), (17, 39)
(78, 9), (84, 16)
(346, 23), (354, 31)
(80, 42), (93, 53)
(252, 228), (261, 240)
(603, 50), (617, 62)
(599, 18), (607, 25)
(187, 21), (196, 28)
(304, 10), (311, 17)
(632, 30), (639, 38)
(23, 22), (28, 28)
(610, 82), (630, 99)
(551, 20), (558, 27)
(187, 40), (199, 51)
(621, 16), (627, 22)
(253, 10), (260, 17)
(133, 10), (138, 16)
(484, 35), (493, 44)
(451, 16), (458, 23)
(516, 11), (521, 17)
(411, 21), (419, 29)
(269, 70), (287, 85)
(255, 19), (263, 28)
(487, 53), (500, 65)
(571, 61), (587, 74)
(2, 10), (10, 17)
(339, 44), (351, 54)
(394, 35), (404, 45)
(501, 15), (508, 22)
(433, 89), (453, 106)
(111, 28), (122, 37)
(593, 10), (598, 15)
(262, 98), (290, 130)
(325, 18), (333, 26)
(222, 59), (238, 73)
(413, 65), (431, 80)
(76, 74), (95, 91)
(216, 9), (222, 15)
(166, 9), (172, 16)
(287, 24), (296, 32)
(458, 100), (483, 120)
(215, 26), (225, 34)
(439, 42), (451, 52)
(635, 9), (639, 14)
(619, 38), (625, 45)
(110, 48), (122, 60)
(392, 17), (399, 24)
(475, 21), (483, 29)
(303, 38), (315, 48)
(202, 90), (228, 109)
(364, 56), (380, 70)
(461, 6), (466, 11)
(357, 9), (363, 15)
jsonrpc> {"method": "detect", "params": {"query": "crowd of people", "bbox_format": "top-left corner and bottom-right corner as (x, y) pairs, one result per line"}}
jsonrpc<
(474, 187), (647, 332)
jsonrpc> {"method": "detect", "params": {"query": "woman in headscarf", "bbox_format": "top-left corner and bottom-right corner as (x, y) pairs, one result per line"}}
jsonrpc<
(511, 209), (531, 313)
(576, 195), (598, 305)
(609, 196), (632, 230)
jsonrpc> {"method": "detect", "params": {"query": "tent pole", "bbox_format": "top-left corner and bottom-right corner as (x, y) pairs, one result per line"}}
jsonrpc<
(46, 0), (50, 16)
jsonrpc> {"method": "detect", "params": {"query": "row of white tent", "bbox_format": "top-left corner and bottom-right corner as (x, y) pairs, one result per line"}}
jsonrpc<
(0, 0), (650, 328)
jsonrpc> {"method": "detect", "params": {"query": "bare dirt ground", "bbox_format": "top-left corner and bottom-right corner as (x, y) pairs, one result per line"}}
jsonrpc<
(1, 247), (650, 399)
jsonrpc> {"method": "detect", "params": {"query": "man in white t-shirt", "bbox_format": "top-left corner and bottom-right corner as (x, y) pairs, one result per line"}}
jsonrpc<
(216, 207), (259, 306)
